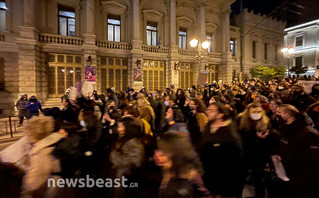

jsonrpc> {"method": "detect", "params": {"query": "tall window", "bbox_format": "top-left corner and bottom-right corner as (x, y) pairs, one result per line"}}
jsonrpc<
(179, 28), (187, 49)
(206, 33), (213, 52)
(146, 22), (157, 46)
(264, 43), (268, 60)
(295, 36), (303, 47)
(252, 41), (256, 59)
(58, 5), (75, 36)
(230, 39), (236, 56)
(108, 15), (121, 42)
(275, 45), (278, 61)
(295, 56), (303, 67)
(0, 0), (7, 32)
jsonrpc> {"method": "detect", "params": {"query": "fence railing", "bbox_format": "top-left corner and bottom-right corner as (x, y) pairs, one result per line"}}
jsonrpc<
(0, 116), (19, 138)
(39, 33), (84, 45)
(96, 41), (132, 50)
(142, 45), (169, 53)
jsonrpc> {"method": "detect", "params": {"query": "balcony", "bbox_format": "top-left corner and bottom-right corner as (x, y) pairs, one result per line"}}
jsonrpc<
(208, 52), (222, 59)
(178, 49), (197, 56)
(96, 41), (132, 50)
(142, 45), (169, 53)
(39, 33), (84, 45)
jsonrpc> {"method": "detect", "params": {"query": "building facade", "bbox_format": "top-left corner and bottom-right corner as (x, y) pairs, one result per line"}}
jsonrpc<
(0, 0), (285, 115)
(284, 19), (319, 76)
(231, 9), (286, 79)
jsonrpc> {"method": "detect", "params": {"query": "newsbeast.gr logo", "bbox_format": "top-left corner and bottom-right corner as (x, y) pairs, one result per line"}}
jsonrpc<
(47, 175), (138, 188)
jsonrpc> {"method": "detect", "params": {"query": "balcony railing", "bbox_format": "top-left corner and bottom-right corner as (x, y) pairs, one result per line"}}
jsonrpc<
(208, 52), (222, 59)
(142, 45), (169, 53)
(178, 49), (197, 56)
(96, 41), (132, 50)
(39, 33), (84, 45)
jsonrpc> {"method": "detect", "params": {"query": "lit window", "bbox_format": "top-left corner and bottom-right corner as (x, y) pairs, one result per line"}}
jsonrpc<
(264, 43), (268, 60)
(146, 22), (157, 46)
(179, 28), (187, 49)
(206, 34), (213, 52)
(230, 39), (236, 56)
(58, 5), (75, 36)
(0, 0), (7, 32)
(295, 36), (303, 47)
(108, 15), (121, 42)
(252, 41), (256, 59)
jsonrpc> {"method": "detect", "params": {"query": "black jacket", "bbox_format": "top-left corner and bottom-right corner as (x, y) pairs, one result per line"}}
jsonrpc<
(200, 120), (244, 197)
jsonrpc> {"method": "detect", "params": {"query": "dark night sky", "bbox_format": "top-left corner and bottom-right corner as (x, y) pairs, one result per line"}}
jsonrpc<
(231, 0), (319, 28)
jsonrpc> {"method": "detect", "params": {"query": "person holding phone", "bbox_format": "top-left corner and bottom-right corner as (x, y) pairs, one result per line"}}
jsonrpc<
(238, 102), (277, 198)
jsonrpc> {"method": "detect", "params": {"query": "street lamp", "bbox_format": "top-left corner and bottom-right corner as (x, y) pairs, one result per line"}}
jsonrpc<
(190, 39), (210, 61)
(281, 47), (295, 76)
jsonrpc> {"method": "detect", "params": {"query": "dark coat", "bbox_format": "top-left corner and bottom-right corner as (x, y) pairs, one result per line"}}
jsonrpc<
(26, 100), (42, 116)
(289, 93), (317, 112)
(152, 97), (166, 133)
(200, 120), (244, 197)
(276, 118), (319, 198)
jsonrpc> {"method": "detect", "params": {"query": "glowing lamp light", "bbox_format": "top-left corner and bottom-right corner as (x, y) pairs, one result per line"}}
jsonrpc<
(288, 48), (295, 54)
(190, 39), (199, 48)
(202, 41), (210, 49)
(281, 48), (288, 53)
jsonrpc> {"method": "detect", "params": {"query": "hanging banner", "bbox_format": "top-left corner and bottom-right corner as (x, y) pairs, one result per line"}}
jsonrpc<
(85, 66), (96, 82)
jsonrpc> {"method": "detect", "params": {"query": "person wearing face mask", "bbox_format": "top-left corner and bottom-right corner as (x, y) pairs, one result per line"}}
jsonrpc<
(186, 99), (208, 150)
(238, 103), (277, 198)
(275, 82), (290, 104)
(275, 104), (319, 198)
(288, 83), (316, 113)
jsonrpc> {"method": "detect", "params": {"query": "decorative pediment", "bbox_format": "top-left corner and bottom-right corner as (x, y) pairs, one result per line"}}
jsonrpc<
(206, 23), (218, 33)
(142, 9), (164, 21)
(101, 1), (127, 15)
(262, 36), (271, 43)
(177, 16), (193, 28)
(250, 33), (260, 41)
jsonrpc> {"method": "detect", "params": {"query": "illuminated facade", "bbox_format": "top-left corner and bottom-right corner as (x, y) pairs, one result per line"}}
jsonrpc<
(0, 0), (285, 115)
(284, 19), (319, 76)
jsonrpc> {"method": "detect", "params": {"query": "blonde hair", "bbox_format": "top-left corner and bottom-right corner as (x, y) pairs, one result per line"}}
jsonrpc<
(24, 115), (54, 141)
(137, 97), (150, 107)
(239, 103), (269, 132)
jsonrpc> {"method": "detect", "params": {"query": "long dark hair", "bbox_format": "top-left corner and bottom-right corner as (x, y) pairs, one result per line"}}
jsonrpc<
(119, 117), (143, 142)
(157, 132), (203, 176)
(191, 98), (207, 113)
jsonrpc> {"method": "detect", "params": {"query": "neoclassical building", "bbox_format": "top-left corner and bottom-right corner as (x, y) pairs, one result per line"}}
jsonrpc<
(231, 9), (286, 79)
(0, 0), (285, 115)
(284, 19), (319, 76)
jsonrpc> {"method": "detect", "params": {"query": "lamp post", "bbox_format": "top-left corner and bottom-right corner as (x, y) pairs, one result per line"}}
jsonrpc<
(281, 47), (295, 77)
(190, 39), (210, 76)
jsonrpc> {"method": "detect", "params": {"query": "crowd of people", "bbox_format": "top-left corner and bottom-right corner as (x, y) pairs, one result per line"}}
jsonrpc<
(1, 77), (319, 198)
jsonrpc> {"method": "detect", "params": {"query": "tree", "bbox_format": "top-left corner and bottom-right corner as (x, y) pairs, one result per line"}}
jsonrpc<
(250, 65), (285, 81)
(289, 65), (308, 75)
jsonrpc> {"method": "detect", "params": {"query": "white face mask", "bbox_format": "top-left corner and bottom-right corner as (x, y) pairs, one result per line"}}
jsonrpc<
(164, 101), (170, 106)
(250, 113), (262, 121)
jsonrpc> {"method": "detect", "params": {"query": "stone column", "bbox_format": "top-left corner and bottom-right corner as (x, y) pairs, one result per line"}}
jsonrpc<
(168, 0), (179, 88)
(218, 4), (233, 82)
(198, 2), (206, 42)
(24, 0), (35, 27)
(169, 0), (177, 46)
(83, 0), (98, 92)
(131, 0), (142, 49)
(86, 0), (95, 35)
